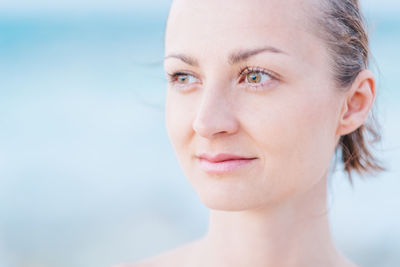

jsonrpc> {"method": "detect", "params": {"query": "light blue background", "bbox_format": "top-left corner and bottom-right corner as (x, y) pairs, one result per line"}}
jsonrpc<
(0, 1), (399, 267)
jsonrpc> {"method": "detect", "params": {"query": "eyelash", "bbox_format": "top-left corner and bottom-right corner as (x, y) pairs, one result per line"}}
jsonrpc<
(167, 71), (198, 84)
(167, 66), (279, 91)
(237, 66), (278, 90)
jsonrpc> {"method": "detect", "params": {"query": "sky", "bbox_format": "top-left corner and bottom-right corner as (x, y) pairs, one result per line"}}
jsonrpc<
(0, 0), (172, 15)
(0, 0), (399, 15)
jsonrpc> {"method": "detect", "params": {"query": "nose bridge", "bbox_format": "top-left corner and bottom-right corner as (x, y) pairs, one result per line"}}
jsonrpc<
(192, 81), (239, 138)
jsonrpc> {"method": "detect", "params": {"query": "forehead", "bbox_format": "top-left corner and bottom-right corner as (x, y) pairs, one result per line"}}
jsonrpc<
(165, 0), (322, 62)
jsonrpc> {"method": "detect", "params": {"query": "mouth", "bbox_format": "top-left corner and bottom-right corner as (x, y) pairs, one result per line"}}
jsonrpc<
(196, 153), (258, 174)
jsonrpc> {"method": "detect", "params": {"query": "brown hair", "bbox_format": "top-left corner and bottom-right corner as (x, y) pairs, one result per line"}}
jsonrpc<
(314, 0), (385, 182)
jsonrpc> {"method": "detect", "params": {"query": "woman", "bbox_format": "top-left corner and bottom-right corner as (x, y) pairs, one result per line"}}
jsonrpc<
(117, 0), (384, 266)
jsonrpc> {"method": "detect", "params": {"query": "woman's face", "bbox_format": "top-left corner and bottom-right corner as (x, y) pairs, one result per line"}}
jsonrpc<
(164, 0), (344, 211)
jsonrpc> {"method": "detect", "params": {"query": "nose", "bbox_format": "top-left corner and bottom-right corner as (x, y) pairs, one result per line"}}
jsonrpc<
(192, 86), (239, 139)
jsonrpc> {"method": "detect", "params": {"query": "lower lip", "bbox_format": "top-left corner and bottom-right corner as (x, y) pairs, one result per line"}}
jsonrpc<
(198, 158), (256, 174)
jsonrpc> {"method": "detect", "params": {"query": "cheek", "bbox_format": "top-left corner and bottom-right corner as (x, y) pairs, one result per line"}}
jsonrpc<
(245, 91), (339, 184)
(165, 91), (195, 158)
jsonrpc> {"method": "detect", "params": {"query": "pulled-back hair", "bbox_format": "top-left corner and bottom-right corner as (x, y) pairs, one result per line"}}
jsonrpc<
(314, 0), (385, 182)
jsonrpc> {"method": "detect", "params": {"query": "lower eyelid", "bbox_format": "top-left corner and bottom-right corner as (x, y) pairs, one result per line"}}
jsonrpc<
(173, 73), (199, 82)
(243, 79), (279, 90)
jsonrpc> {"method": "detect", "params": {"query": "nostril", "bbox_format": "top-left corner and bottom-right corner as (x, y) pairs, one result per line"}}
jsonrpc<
(192, 117), (237, 138)
(192, 93), (239, 137)
(192, 117), (212, 137)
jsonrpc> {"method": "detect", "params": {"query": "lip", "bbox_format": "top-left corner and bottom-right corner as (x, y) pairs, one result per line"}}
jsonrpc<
(196, 153), (257, 174)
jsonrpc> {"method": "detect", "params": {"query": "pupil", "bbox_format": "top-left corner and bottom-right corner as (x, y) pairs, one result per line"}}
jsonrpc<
(248, 72), (260, 83)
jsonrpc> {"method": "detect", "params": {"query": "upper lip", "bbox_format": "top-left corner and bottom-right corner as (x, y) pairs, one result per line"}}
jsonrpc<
(197, 153), (257, 163)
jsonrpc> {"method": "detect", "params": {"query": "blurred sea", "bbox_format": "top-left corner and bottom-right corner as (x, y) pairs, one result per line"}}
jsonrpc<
(0, 10), (399, 267)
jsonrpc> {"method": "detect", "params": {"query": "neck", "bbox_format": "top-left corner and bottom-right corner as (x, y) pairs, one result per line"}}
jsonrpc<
(196, 176), (341, 267)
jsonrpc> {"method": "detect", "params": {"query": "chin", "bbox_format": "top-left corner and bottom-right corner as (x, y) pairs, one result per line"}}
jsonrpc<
(201, 196), (259, 211)
(192, 179), (267, 211)
(189, 170), (306, 213)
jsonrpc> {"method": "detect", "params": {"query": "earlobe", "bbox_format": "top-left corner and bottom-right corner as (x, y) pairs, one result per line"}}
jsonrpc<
(336, 70), (376, 136)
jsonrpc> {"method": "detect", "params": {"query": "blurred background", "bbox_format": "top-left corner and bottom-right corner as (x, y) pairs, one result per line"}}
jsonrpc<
(0, 1), (399, 267)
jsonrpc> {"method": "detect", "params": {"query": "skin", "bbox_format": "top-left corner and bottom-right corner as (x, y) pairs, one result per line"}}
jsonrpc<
(114, 0), (376, 266)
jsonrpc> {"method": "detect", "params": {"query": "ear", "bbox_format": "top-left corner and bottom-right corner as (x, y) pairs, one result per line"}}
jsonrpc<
(336, 70), (376, 136)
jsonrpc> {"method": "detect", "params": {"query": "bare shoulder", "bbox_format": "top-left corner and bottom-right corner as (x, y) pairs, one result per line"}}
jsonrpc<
(109, 264), (143, 267)
(340, 262), (358, 267)
(111, 239), (202, 267)
(345, 261), (359, 267)
(109, 260), (155, 267)
(335, 255), (359, 267)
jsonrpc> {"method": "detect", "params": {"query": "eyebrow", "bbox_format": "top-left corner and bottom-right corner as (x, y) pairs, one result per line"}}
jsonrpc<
(164, 46), (287, 67)
(164, 54), (200, 67)
(229, 46), (287, 65)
